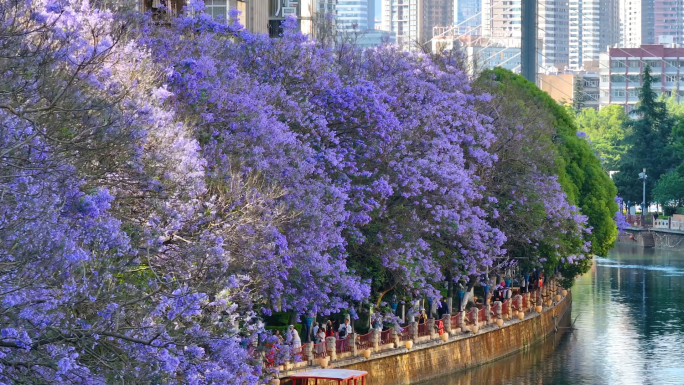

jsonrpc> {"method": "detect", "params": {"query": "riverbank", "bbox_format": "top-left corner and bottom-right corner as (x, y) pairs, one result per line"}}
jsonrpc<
(618, 226), (684, 250)
(280, 290), (572, 385)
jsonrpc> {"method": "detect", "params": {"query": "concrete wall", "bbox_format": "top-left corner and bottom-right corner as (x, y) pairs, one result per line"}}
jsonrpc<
(284, 294), (572, 385)
(618, 227), (684, 251)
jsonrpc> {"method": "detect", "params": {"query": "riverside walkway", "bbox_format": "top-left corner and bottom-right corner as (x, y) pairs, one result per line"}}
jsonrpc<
(271, 281), (569, 381)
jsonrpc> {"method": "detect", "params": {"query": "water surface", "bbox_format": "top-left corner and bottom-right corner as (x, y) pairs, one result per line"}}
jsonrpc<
(429, 243), (684, 385)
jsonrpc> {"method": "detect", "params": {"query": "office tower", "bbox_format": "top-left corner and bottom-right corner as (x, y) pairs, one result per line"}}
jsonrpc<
(568, 0), (620, 70)
(622, 0), (684, 47)
(422, 0), (453, 42)
(382, 0), (452, 48)
(482, 0), (521, 47)
(538, 0), (569, 70)
(337, 0), (370, 30)
(455, 0), (481, 34)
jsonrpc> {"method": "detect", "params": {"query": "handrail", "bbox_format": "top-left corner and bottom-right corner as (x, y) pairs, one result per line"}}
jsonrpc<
(398, 326), (412, 341)
(357, 332), (373, 350)
(380, 329), (392, 345)
(268, 283), (568, 370)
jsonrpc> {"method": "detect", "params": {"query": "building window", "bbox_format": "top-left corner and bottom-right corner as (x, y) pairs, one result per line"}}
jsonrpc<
(205, 0), (227, 20)
(628, 75), (641, 83)
(628, 89), (639, 97)
(612, 60), (626, 68)
(628, 59), (640, 68)
(611, 74), (627, 83)
(612, 89), (626, 97)
(666, 75), (677, 83)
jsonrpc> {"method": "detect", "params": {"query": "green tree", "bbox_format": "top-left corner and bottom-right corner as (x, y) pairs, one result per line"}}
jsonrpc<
(572, 75), (585, 114)
(482, 69), (618, 281)
(576, 105), (629, 171)
(614, 66), (678, 205)
(653, 165), (684, 207)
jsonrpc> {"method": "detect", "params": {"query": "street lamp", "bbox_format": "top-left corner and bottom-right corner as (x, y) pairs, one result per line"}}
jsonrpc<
(638, 168), (647, 227)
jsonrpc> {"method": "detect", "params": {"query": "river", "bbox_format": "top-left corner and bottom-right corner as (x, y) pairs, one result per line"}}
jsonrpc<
(430, 243), (684, 385)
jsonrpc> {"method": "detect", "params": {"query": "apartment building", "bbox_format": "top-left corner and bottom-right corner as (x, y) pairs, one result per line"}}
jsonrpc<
(381, 0), (452, 49)
(454, 0), (481, 34)
(621, 0), (684, 47)
(540, 72), (601, 110)
(482, 0), (521, 48)
(568, 0), (620, 70)
(337, 0), (370, 30)
(538, 0), (569, 70)
(599, 45), (684, 112)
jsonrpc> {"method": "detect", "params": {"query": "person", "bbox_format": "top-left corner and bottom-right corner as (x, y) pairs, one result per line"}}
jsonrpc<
(325, 320), (334, 337)
(338, 318), (352, 339)
(312, 322), (320, 340)
(274, 330), (284, 345)
(418, 309), (428, 324)
(289, 325), (301, 350)
(438, 298), (448, 318)
(315, 326), (326, 343)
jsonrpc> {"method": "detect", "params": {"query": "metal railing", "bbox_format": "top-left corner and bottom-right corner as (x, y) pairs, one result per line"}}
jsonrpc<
(399, 326), (412, 341)
(451, 312), (462, 330)
(357, 332), (373, 350)
(416, 322), (429, 337)
(380, 329), (392, 346)
(335, 337), (352, 354)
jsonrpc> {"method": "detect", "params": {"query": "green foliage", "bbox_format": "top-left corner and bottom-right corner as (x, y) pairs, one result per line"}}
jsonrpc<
(664, 206), (678, 216)
(486, 68), (618, 276)
(576, 105), (629, 171)
(614, 66), (679, 205)
(652, 165), (684, 206)
(572, 76), (585, 114)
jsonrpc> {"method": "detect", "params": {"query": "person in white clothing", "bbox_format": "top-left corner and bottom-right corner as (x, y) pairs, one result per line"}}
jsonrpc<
(338, 319), (352, 339)
(288, 325), (301, 349)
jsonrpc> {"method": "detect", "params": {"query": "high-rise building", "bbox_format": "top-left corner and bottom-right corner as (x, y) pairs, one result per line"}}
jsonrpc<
(139, 0), (269, 33)
(481, 0), (521, 48)
(482, 0), (567, 70)
(568, 0), (620, 70)
(337, 0), (369, 30)
(599, 45), (684, 112)
(381, 0), (452, 48)
(538, 0), (569, 71)
(422, 0), (453, 42)
(621, 0), (684, 47)
(381, 0), (421, 47)
(268, 0), (338, 37)
(454, 0), (480, 34)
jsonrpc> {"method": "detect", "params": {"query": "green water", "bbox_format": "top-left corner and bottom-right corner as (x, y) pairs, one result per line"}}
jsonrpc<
(431, 243), (684, 385)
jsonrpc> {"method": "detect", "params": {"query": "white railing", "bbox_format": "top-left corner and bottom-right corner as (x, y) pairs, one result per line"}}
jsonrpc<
(653, 219), (684, 231)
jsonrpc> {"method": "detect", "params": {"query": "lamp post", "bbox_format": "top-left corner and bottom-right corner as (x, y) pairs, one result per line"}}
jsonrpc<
(638, 169), (647, 227)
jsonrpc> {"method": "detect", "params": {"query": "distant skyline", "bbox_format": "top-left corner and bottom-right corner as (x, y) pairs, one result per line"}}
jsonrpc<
(376, 1), (381, 20)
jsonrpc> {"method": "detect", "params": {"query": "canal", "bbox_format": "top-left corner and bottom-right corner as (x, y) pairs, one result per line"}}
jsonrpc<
(430, 243), (684, 385)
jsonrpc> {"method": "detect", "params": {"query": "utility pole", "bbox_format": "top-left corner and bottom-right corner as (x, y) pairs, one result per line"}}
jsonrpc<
(639, 168), (648, 227)
(521, 0), (537, 84)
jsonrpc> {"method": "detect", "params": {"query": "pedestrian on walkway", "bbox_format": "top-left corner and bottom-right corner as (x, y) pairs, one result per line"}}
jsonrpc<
(418, 309), (428, 324)
(289, 325), (301, 350)
(325, 320), (334, 337)
(338, 318), (352, 339)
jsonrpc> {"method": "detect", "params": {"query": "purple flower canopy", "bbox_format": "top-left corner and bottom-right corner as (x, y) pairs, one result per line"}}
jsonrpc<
(0, 2), (597, 383)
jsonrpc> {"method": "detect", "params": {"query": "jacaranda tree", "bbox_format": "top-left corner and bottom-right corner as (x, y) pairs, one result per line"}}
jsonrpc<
(0, 1), (615, 383)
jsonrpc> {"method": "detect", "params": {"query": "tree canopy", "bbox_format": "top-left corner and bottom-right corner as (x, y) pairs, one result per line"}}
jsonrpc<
(614, 66), (678, 205)
(576, 105), (629, 171)
(0, 2), (616, 383)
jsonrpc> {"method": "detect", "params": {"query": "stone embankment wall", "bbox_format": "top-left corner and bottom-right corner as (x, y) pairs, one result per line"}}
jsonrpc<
(283, 293), (572, 385)
(619, 227), (684, 250)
